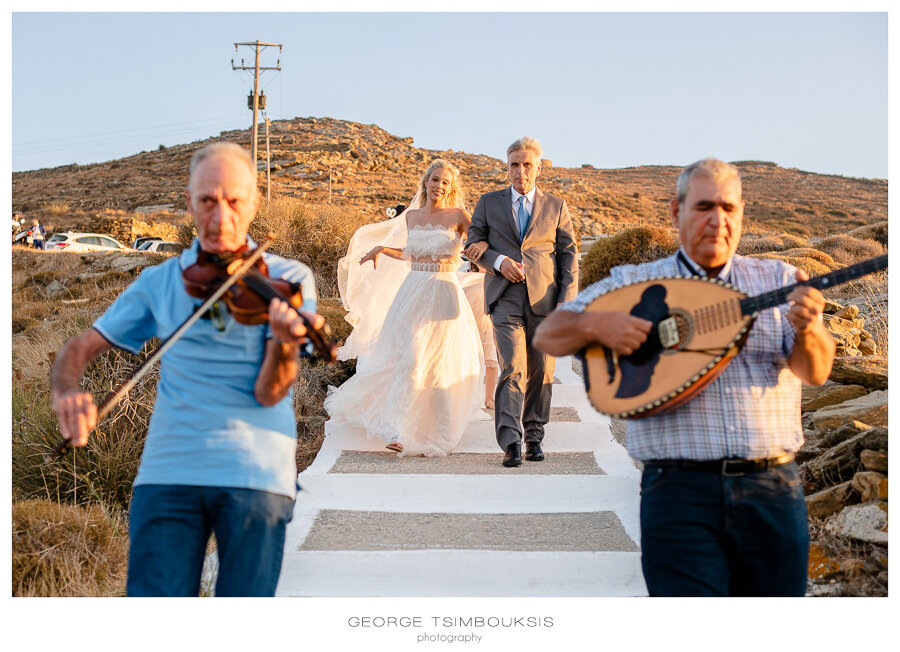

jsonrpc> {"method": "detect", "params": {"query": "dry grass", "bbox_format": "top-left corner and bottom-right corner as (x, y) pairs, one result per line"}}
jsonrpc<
(250, 197), (368, 298)
(12, 499), (128, 597)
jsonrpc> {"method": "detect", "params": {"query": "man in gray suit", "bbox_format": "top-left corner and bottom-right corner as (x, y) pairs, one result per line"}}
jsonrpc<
(466, 137), (578, 467)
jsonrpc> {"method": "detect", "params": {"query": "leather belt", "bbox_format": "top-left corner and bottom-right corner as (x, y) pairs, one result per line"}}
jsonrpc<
(645, 452), (795, 476)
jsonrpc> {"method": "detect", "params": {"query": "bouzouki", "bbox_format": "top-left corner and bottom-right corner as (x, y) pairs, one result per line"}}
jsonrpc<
(581, 254), (887, 419)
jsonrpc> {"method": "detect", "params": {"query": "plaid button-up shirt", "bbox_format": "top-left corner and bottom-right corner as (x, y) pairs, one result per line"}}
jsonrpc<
(559, 250), (802, 461)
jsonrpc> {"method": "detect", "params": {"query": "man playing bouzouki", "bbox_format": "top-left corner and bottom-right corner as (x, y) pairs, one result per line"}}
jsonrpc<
(534, 158), (835, 596)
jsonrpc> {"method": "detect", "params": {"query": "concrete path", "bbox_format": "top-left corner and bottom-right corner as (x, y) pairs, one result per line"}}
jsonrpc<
(276, 356), (647, 596)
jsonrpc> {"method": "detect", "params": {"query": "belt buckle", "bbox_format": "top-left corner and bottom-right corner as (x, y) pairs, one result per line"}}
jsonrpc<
(721, 459), (746, 477)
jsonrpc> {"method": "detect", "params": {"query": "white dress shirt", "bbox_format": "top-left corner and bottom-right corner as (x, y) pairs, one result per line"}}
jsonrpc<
(494, 186), (537, 271)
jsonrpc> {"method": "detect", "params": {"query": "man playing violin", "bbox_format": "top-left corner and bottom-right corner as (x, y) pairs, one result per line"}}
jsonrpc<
(51, 142), (325, 596)
(534, 158), (835, 596)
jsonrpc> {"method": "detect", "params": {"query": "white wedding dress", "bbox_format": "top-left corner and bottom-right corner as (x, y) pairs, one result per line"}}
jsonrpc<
(325, 225), (484, 457)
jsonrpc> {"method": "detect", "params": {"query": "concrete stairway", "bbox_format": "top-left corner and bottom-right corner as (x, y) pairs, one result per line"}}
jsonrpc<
(276, 356), (647, 597)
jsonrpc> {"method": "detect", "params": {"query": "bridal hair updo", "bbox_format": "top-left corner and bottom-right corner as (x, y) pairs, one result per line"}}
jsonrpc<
(415, 158), (466, 210)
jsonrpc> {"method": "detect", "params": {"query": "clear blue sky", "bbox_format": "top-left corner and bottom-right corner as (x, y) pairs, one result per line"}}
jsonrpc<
(11, 11), (888, 178)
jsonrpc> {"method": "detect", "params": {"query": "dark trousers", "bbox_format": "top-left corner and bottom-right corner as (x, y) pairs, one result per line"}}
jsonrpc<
(639, 462), (809, 596)
(127, 484), (295, 597)
(490, 283), (554, 450)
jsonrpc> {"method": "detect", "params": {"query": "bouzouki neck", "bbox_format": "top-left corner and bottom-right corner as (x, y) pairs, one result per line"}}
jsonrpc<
(739, 254), (888, 316)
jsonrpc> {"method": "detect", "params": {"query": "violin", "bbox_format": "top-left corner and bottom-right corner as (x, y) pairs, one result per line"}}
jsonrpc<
(181, 242), (338, 363)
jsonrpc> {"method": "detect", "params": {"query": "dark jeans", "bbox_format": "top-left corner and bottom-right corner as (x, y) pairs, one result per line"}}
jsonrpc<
(127, 484), (295, 597)
(639, 462), (809, 596)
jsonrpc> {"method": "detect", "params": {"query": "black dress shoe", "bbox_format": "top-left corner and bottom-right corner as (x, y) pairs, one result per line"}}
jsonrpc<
(502, 442), (522, 467)
(525, 442), (544, 462)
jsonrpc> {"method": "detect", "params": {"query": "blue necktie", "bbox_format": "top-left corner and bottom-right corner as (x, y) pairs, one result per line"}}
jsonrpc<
(517, 196), (530, 240)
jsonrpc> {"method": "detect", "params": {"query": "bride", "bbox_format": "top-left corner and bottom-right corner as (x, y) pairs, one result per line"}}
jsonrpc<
(325, 159), (484, 456)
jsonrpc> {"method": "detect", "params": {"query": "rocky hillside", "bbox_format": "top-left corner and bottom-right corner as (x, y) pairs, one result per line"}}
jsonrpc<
(12, 117), (888, 239)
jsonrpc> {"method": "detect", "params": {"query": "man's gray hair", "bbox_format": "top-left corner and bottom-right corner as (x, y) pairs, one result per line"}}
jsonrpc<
(507, 136), (543, 161)
(676, 158), (742, 202)
(189, 142), (255, 187)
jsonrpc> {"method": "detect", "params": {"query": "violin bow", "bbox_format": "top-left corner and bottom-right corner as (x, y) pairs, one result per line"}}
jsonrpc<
(45, 235), (277, 463)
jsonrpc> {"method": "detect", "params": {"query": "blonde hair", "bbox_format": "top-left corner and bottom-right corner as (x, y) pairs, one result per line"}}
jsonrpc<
(676, 158), (742, 202)
(507, 136), (543, 161)
(415, 158), (466, 209)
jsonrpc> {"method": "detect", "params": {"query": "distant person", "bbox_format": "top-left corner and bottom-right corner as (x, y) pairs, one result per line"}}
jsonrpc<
(28, 218), (46, 249)
(534, 158), (835, 596)
(326, 158), (483, 457)
(50, 142), (325, 597)
(466, 137), (578, 467)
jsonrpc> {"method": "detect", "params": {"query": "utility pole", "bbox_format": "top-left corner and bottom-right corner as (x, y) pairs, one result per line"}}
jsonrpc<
(232, 41), (281, 171)
(264, 114), (272, 203)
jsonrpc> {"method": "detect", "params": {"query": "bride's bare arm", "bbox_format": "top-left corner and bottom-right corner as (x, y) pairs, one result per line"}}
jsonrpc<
(360, 245), (405, 268)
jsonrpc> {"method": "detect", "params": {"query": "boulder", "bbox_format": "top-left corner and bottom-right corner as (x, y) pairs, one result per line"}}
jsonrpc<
(823, 299), (844, 314)
(823, 314), (861, 349)
(828, 356), (888, 391)
(833, 305), (860, 320)
(801, 383), (867, 413)
(819, 420), (874, 449)
(805, 480), (858, 518)
(825, 502), (888, 545)
(857, 338), (877, 356)
(807, 542), (842, 580)
(44, 279), (67, 298)
(801, 427), (888, 493)
(852, 471), (887, 502)
(811, 390), (887, 433)
(860, 449), (888, 473)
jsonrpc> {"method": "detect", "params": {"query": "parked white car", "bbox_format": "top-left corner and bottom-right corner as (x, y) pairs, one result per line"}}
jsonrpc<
(45, 232), (131, 253)
(140, 240), (184, 254)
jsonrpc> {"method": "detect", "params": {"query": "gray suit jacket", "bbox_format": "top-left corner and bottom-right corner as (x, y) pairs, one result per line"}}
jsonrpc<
(468, 186), (578, 316)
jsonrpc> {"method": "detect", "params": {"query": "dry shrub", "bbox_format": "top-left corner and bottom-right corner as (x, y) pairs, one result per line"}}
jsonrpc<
(846, 221), (887, 247)
(737, 233), (807, 255)
(318, 296), (353, 344)
(807, 518), (887, 597)
(778, 248), (837, 268)
(250, 197), (367, 298)
(12, 499), (128, 596)
(12, 340), (155, 512)
(749, 253), (832, 278)
(580, 225), (678, 288)
(292, 359), (357, 472)
(42, 201), (70, 217)
(816, 234), (884, 266)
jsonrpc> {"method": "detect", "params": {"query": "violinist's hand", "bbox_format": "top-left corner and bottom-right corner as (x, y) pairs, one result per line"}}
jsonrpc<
(52, 390), (98, 448)
(268, 299), (325, 344)
(786, 269), (826, 334)
(359, 247), (382, 268)
(464, 241), (488, 261)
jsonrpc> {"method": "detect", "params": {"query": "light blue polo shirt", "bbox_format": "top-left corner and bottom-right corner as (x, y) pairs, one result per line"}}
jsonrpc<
(93, 239), (317, 499)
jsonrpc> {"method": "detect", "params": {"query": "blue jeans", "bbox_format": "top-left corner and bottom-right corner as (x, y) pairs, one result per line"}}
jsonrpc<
(127, 484), (295, 597)
(639, 462), (809, 596)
